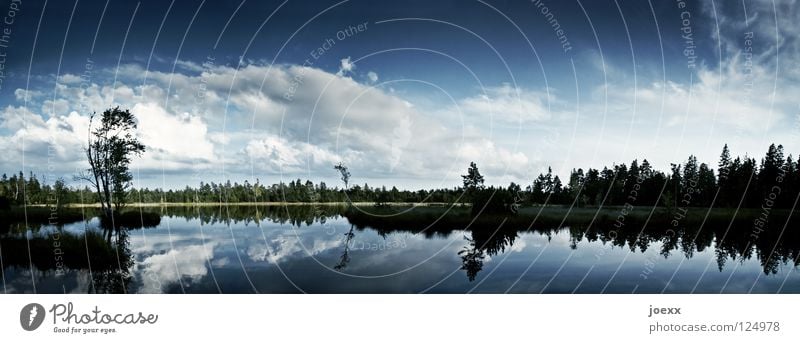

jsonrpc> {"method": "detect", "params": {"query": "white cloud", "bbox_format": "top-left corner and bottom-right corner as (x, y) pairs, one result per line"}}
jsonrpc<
(244, 134), (341, 173)
(457, 84), (553, 123)
(367, 71), (378, 83)
(0, 108), (89, 176)
(14, 89), (43, 102)
(389, 114), (412, 171)
(0, 105), (41, 130)
(1, 61), (538, 186)
(138, 244), (215, 293)
(336, 56), (355, 76)
(8, 2), (799, 191)
(456, 138), (530, 178)
(510, 240), (527, 253)
(57, 74), (83, 84)
(525, 1), (800, 178)
(41, 98), (71, 117)
(134, 102), (215, 162)
(704, 0), (800, 81)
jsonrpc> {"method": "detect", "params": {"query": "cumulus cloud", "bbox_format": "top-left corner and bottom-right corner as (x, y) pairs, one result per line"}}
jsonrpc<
(134, 102), (215, 162)
(57, 74), (83, 84)
(0, 107), (89, 176)
(336, 56), (355, 76)
(14, 89), (43, 102)
(456, 138), (530, 177)
(367, 71), (378, 83)
(1, 60), (538, 186)
(602, 66), (786, 135)
(244, 134), (341, 173)
(389, 114), (412, 171)
(457, 84), (553, 123)
(246, 228), (344, 265)
(138, 244), (215, 293)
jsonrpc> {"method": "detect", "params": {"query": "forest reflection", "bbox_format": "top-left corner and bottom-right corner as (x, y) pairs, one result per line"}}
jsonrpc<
(1, 205), (798, 292)
(451, 220), (800, 281)
(0, 229), (132, 293)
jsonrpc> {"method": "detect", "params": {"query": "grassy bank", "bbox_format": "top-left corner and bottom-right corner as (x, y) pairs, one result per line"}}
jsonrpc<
(0, 206), (90, 225)
(0, 206), (160, 230)
(0, 230), (128, 271)
(28, 201), (465, 208)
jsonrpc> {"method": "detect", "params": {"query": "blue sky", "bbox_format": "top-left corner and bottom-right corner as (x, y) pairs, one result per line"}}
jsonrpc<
(0, 0), (798, 189)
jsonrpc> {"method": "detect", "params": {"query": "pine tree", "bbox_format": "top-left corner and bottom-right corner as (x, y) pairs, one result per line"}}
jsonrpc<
(697, 163), (716, 207)
(758, 144), (785, 205)
(718, 144), (731, 187)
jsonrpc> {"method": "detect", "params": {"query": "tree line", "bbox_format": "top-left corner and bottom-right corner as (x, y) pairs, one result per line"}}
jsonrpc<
(1, 143), (798, 210)
(458, 143), (798, 213)
(523, 143), (798, 209)
(0, 174), (464, 207)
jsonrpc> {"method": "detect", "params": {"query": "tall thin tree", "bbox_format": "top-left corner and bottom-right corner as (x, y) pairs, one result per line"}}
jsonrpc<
(79, 107), (145, 223)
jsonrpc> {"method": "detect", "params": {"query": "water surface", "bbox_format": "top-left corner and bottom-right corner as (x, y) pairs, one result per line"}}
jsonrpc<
(2, 205), (799, 293)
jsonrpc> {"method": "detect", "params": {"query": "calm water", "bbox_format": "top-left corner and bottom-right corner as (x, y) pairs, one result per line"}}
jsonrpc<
(2, 206), (799, 293)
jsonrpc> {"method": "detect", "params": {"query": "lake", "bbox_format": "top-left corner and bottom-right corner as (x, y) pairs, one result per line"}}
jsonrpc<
(2, 205), (799, 293)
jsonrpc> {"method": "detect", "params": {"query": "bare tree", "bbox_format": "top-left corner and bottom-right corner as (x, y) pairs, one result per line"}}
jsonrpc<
(334, 162), (351, 206)
(334, 162), (350, 188)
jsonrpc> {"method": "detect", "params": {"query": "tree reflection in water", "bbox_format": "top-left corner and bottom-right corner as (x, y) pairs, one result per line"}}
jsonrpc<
(0, 226), (134, 293)
(2, 205), (799, 291)
(334, 225), (356, 271)
(459, 228), (518, 282)
(346, 207), (800, 281)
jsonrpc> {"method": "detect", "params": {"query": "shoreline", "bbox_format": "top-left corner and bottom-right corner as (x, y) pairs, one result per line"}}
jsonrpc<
(21, 202), (469, 208)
